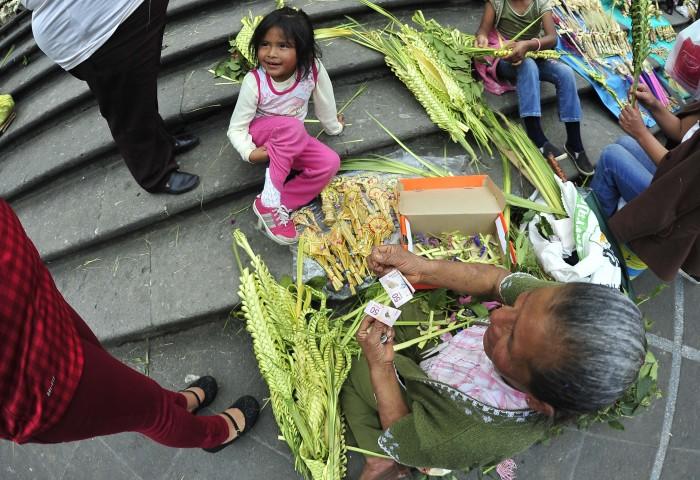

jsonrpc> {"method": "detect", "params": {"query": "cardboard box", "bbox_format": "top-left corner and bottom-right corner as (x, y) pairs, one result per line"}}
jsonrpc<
(398, 176), (514, 288)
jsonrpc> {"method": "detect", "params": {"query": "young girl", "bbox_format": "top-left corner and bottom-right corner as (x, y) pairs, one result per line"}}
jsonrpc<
(475, 0), (594, 176)
(227, 7), (344, 245)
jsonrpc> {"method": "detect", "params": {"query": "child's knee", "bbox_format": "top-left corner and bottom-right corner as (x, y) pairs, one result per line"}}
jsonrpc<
(270, 117), (307, 143)
(325, 150), (341, 175)
(314, 145), (340, 177)
(552, 61), (576, 86)
(598, 144), (625, 169)
(615, 135), (638, 151)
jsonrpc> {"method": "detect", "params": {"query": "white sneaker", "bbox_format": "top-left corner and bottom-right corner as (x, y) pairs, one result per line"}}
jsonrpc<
(676, 5), (689, 17)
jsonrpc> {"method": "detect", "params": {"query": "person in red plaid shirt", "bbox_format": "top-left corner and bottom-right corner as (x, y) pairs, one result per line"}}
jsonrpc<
(0, 199), (258, 452)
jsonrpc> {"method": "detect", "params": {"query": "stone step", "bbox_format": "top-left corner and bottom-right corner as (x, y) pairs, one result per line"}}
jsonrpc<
(0, 27), (383, 201)
(0, 0), (228, 82)
(0, 0), (218, 96)
(0, 0), (442, 150)
(13, 74), (440, 262)
(9, 1), (591, 263)
(0, 6), (28, 31)
(0, 8), (30, 58)
(0, 0), (591, 203)
(0, 0), (456, 201)
(43, 92), (620, 345)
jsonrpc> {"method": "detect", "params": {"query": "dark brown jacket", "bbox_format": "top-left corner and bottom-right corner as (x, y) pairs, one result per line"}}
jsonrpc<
(609, 103), (700, 280)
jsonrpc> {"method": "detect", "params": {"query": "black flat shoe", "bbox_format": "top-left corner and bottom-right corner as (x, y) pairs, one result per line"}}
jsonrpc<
(172, 133), (200, 155)
(203, 396), (260, 453)
(565, 145), (594, 176)
(156, 170), (200, 194)
(179, 375), (218, 414)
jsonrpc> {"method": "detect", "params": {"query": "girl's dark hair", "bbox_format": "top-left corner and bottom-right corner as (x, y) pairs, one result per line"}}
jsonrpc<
(528, 283), (645, 423)
(250, 7), (320, 80)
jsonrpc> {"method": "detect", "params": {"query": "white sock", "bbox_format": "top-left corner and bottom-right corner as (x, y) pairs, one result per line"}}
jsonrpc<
(260, 168), (281, 208)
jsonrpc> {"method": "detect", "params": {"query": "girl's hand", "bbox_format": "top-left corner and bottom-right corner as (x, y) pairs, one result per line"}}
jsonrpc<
(619, 105), (647, 139)
(249, 146), (269, 163)
(631, 84), (658, 110)
(504, 41), (530, 64)
(475, 33), (489, 48)
(356, 316), (395, 368)
(337, 113), (345, 128)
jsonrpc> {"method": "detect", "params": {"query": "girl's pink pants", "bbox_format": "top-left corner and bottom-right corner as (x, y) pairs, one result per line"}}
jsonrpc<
(250, 116), (340, 210)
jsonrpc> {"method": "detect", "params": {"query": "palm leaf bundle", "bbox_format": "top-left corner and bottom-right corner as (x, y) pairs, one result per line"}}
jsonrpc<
(629, 0), (652, 106)
(0, 0), (20, 25)
(347, 2), (566, 214)
(233, 230), (359, 479)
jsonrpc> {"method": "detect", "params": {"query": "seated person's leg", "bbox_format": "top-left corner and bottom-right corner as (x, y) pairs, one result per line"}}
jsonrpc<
(498, 58), (546, 142)
(537, 60), (581, 127)
(590, 143), (654, 217)
(537, 60), (596, 175)
(615, 135), (657, 174)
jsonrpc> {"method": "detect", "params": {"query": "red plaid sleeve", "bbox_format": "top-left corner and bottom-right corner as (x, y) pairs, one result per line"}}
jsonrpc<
(0, 200), (84, 443)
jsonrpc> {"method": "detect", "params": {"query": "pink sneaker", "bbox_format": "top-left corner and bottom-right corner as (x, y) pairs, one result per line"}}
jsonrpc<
(252, 196), (298, 245)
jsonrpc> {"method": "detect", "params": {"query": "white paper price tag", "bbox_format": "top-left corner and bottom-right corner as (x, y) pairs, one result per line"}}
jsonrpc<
(364, 300), (401, 327)
(379, 269), (415, 308)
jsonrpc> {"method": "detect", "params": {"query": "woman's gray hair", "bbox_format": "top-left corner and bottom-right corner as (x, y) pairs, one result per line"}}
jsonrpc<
(529, 283), (646, 421)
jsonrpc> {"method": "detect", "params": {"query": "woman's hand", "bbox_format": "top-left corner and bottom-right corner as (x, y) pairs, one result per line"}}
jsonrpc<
(367, 245), (425, 285)
(337, 113), (345, 128)
(504, 41), (530, 64)
(631, 84), (659, 110)
(356, 316), (395, 368)
(619, 104), (648, 139)
(249, 146), (269, 163)
(475, 33), (489, 48)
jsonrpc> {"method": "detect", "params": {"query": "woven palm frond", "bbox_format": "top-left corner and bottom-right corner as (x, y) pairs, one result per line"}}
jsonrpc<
(235, 12), (264, 64)
(630, 0), (652, 106)
(232, 230), (357, 480)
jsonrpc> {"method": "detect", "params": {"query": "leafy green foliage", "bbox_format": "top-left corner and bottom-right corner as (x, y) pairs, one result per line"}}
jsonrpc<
(213, 43), (254, 83)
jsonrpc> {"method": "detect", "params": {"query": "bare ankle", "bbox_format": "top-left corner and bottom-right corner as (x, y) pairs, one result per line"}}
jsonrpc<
(180, 387), (205, 412)
(219, 408), (244, 444)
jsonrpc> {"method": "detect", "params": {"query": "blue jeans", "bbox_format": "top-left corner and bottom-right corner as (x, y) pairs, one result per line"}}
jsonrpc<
(497, 58), (581, 121)
(590, 135), (657, 217)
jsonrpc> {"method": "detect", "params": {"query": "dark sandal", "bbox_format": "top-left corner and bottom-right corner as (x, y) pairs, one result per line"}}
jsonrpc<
(203, 395), (260, 453)
(179, 375), (218, 414)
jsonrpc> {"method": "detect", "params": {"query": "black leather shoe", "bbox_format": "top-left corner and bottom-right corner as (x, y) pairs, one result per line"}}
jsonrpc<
(203, 396), (260, 453)
(179, 375), (218, 414)
(172, 133), (200, 155)
(157, 170), (200, 194)
(565, 145), (594, 176)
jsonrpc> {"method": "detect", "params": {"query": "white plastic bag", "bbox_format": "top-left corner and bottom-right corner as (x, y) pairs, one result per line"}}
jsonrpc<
(665, 20), (700, 100)
(528, 179), (622, 288)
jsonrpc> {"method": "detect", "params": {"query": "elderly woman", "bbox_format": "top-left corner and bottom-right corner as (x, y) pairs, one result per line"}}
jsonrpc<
(342, 245), (646, 480)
